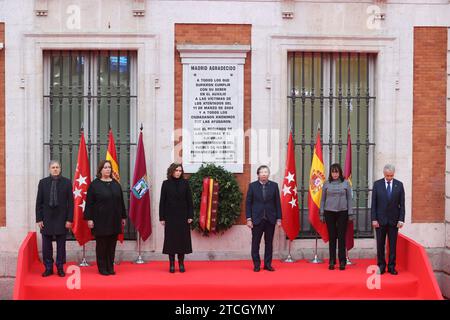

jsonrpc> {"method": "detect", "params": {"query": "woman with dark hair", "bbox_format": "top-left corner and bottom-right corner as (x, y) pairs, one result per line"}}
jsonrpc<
(84, 160), (127, 276)
(320, 163), (352, 271)
(159, 163), (194, 273)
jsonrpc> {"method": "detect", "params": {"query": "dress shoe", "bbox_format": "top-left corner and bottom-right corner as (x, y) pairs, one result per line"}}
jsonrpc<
(253, 266), (260, 272)
(179, 262), (185, 273)
(99, 270), (110, 276)
(388, 269), (398, 275)
(57, 269), (65, 277)
(108, 270), (116, 275)
(339, 264), (346, 271)
(263, 266), (275, 272)
(328, 264), (335, 270)
(42, 269), (53, 277)
(378, 268), (386, 275)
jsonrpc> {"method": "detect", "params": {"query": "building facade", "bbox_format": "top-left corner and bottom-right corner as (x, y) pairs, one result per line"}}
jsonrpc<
(0, 0), (449, 298)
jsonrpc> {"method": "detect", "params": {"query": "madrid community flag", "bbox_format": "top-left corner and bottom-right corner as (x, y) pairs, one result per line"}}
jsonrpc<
(281, 132), (300, 241)
(344, 127), (354, 251)
(129, 131), (152, 241)
(106, 128), (124, 242)
(307, 130), (329, 243)
(72, 131), (92, 246)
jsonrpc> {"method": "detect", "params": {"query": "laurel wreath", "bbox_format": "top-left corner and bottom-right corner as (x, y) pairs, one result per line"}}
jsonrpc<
(188, 164), (243, 236)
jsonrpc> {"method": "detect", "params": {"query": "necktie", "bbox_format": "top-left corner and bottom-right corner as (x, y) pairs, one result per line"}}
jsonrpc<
(387, 181), (392, 200)
(262, 183), (267, 201)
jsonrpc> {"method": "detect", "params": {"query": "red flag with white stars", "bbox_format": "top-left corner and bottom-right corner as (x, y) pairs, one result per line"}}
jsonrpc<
(72, 131), (93, 246)
(281, 132), (300, 241)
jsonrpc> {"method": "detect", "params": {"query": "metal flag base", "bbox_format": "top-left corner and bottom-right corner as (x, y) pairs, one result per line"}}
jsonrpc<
(282, 240), (296, 263)
(308, 234), (323, 263)
(79, 245), (90, 267)
(79, 258), (90, 267)
(309, 254), (323, 264)
(133, 232), (146, 264)
(346, 249), (354, 265)
(134, 255), (145, 264)
(283, 254), (295, 263)
(346, 257), (355, 265)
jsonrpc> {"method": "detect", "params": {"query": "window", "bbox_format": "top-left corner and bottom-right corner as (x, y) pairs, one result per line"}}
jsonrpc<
(288, 52), (376, 238)
(43, 50), (137, 240)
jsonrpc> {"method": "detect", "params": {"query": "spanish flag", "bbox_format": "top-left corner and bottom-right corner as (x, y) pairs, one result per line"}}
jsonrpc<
(106, 128), (124, 242)
(106, 129), (120, 182)
(307, 130), (329, 243)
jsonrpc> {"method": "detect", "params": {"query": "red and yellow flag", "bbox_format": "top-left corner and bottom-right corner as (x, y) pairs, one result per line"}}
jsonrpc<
(199, 178), (210, 231)
(106, 128), (124, 242)
(206, 178), (214, 231)
(307, 130), (329, 243)
(106, 129), (120, 182)
(199, 177), (219, 233)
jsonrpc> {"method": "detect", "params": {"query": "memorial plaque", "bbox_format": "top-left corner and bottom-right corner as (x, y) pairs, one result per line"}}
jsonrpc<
(182, 62), (244, 172)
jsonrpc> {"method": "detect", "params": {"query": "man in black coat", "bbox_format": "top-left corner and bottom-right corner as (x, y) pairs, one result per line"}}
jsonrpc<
(246, 165), (282, 272)
(36, 160), (74, 277)
(371, 164), (405, 275)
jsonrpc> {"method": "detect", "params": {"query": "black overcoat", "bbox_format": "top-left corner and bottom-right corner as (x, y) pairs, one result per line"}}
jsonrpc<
(35, 176), (74, 236)
(84, 178), (127, 237)
(159, 178), (193, 254)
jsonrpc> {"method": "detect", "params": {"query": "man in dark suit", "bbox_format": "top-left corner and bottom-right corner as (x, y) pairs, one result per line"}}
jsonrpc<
(371, 164), (405, 275)
(36, 160), (74, 277)
(246, 165), (282, 272)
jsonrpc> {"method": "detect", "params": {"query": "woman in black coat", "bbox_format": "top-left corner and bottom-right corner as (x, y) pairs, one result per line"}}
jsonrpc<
(84, 160), (127, 276)
(159, 163), (194, 273)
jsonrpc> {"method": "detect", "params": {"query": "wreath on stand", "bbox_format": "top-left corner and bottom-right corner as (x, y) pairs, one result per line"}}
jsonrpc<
(189, 164), (243, 235)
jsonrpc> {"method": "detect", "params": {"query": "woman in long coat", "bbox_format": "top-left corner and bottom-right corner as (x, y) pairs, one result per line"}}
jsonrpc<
(84, 160), (127, 276)
(159, 163), (193, 273)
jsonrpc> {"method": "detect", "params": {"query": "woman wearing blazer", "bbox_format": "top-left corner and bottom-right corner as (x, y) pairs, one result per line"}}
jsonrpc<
(320, 163), (352, 271)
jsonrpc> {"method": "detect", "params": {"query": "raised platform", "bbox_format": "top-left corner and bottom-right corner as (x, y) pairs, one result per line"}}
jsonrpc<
(13, 233), (443, 300)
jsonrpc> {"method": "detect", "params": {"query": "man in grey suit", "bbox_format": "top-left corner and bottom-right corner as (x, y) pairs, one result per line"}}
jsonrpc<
(371, 164), (405, 275)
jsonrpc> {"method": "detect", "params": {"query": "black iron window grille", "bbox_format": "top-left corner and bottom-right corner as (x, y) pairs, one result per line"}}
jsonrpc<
(288, 52), (376, 239)
(43, 50), (138, 240)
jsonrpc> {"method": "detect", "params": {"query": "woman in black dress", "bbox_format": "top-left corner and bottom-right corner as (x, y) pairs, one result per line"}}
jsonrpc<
(159, 163), (193, 273)
(84, 160), (127, 276)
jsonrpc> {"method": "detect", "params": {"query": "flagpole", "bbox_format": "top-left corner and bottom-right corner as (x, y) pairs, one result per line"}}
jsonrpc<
(79, 245), (90, 267)
(346, 249), (354, 265)
(309, 231), (323, 264)
(134, 231), (145, 264)
(283, 240), (295, 263)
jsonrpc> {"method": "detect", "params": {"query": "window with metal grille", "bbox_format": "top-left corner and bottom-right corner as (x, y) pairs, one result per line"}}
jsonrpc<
(43, 50), (138, 240)
(288, 52), (376, 239)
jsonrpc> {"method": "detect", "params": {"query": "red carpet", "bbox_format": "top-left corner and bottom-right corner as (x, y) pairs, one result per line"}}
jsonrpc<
(14, 233), (443, 300)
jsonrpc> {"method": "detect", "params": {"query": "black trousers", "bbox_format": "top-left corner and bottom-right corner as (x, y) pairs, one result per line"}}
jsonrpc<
(251, 219), (275, 268)
(375, 224), (398, 271)
(95, 235), (118, 273)
(324, 210), (348, 265)
(42, 234), (66, 270)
